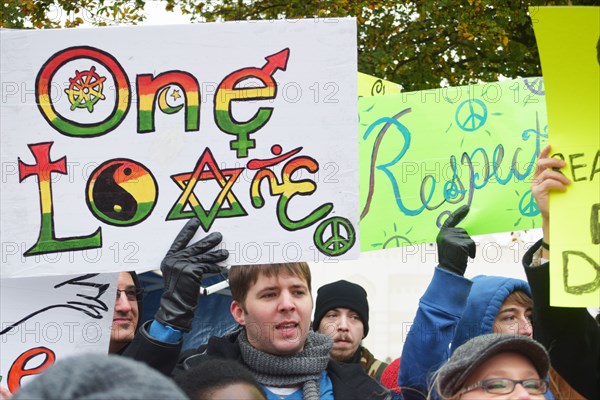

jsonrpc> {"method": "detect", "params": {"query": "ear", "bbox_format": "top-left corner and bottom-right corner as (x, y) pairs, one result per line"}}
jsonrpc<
(230, 300), (246, 326)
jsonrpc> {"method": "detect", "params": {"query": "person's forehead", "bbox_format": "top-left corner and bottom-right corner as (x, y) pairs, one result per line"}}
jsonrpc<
(255, 270), (308, 285)
(118, 272), (135, 287)
(499, 299), (530, 311)
(210, 383), (265, 400)
(472, 352), (538, 379)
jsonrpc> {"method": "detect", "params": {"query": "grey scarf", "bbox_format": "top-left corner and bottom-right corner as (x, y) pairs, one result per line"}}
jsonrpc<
(237, 330), (333, 400)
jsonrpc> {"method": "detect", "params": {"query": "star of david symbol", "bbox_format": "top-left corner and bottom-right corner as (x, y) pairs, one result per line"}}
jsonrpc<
(167, 148), (247, 231)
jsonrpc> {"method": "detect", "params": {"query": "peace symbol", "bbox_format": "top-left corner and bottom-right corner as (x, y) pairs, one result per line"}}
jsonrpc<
(524, 78), (545, 95)
(444, 178), (465, 200)
(455, 99), (488, 132)
(519, 190), (540, 217)
(313, 217), (356, 256)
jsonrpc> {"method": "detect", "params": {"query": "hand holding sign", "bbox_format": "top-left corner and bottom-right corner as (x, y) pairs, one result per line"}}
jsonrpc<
(155, 218), (229, 332)
(436, 205), (476, 276)
(531, 145), (571, 226)
(532, 6), (600, 306)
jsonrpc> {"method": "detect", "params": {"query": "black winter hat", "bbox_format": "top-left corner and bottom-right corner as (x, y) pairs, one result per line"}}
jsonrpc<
(313, 280), (369, 337)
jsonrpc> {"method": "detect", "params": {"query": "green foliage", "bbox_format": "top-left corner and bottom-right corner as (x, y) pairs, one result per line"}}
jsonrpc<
(1, 0), (146, 29)
(3, 0), (598, 90)
(163, 0), (600, 90)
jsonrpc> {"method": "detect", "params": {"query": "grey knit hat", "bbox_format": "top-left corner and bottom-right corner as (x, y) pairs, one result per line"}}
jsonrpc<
(437, 333), (550, 397)
(13, 353), (187, 400)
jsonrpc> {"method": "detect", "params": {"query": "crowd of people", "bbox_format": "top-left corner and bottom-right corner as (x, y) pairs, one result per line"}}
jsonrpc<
(1, 147), (598, 399)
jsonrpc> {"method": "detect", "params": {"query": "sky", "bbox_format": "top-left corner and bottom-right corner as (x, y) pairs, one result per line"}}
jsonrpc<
(141, 1), (191, 25)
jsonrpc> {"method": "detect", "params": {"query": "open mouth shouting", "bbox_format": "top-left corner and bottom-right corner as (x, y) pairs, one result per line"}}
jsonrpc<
(276, 320), (300, 339)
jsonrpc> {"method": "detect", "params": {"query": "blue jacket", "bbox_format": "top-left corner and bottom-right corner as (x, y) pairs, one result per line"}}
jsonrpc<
(398, 267), (553, 400)
(451, 275), (531, 352)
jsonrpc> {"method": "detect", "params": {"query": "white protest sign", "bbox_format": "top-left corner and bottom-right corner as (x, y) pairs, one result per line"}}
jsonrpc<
(0, 19), (359, 277)
(0, 273), (117, 392)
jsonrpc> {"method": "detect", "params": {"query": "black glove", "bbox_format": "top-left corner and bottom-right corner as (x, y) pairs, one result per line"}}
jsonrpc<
(155, 218), (229, 332)
(437, 205), (476, 276)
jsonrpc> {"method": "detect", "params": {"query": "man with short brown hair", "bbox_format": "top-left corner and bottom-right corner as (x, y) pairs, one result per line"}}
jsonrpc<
(228, 262), (312, 307)
(126, 219), (388, 399)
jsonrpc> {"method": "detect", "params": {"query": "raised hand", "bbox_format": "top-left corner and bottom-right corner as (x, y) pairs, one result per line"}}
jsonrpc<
(437, 205), (476, 276)
(531, 144), (571, 222)
(155, 218), (229, 332)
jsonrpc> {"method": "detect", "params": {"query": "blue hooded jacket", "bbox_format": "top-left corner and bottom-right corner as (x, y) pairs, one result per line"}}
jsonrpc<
(450, 275), (531, 352)
(398, 267), (553, 400)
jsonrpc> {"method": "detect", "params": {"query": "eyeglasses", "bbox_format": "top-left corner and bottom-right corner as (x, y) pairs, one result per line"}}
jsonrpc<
(460, 378), (548, 395)
(116, 289), (141, 302)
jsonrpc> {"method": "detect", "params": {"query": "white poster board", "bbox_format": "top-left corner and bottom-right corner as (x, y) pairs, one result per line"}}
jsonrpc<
(0, 273), (117, 392)
(1, 19), (359, 277)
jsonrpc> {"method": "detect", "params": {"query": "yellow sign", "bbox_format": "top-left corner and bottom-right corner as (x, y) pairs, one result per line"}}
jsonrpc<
(358, 72), (401, 97)
(531, 6), (600, 307)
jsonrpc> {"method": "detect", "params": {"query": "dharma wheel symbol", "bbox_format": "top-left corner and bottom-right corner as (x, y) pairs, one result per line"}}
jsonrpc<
(65, 66), (106, 112)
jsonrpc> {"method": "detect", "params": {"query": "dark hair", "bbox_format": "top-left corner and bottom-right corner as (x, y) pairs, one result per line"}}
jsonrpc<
(174, 358), (266, 400)
(228, 262), (311, 308)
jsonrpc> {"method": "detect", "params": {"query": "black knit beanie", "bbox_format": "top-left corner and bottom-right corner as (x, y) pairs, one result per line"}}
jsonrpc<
(313, 280), (369, 337)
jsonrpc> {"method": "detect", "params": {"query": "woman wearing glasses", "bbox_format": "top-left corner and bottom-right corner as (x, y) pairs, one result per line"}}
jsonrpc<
(430, 333), (549, 400)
